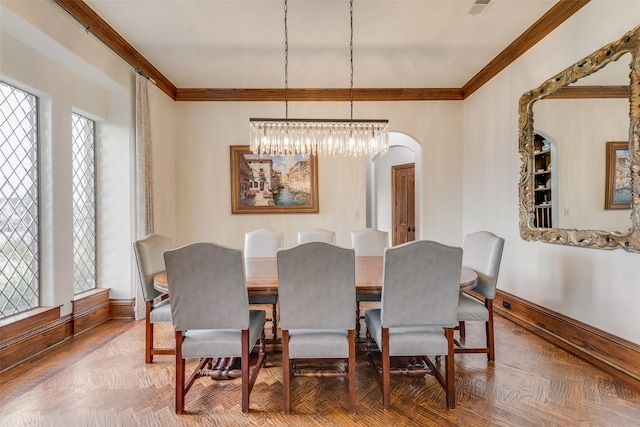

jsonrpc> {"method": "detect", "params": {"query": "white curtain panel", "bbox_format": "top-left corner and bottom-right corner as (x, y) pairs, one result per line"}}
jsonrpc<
(135, 73), (154, 319)
(135, 73), (154, 237)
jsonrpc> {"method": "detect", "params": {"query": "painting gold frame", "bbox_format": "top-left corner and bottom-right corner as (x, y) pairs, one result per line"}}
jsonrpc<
(230, 145), (319, 214)
(605, 141), (632, 210)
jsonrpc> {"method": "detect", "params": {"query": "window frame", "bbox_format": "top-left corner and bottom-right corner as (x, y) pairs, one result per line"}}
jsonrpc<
(0, 80), (41, 318)
(71, 111), (98, 296)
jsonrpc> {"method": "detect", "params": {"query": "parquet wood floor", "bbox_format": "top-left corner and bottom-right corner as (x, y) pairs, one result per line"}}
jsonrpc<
(1, 307), (639, 427)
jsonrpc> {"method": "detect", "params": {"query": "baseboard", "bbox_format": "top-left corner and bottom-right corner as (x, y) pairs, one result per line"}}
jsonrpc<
(73, 289), (110, 335)
(0, 289), (130, 372)
(494, 289), (640, 389)
(0, 307), (73, 372)
(109, 298), (135, 320)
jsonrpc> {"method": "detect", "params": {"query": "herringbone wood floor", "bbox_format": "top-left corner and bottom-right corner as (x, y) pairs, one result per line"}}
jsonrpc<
(2, 307), (640, 427)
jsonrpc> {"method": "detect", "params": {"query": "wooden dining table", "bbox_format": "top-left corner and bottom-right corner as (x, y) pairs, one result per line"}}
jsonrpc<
(153, 256), (478, 296)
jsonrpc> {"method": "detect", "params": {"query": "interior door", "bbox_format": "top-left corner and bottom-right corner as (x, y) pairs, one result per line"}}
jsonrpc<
(392, 163), (415, 245)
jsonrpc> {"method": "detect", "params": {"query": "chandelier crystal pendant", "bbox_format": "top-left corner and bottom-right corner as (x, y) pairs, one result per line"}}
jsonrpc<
(249, 0), (389, 157)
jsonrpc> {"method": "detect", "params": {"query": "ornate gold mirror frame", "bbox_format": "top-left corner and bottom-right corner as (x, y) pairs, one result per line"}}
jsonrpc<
(518, 26), (640, 253)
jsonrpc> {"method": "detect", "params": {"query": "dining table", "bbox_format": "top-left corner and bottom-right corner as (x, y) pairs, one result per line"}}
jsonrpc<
(153, 256), (478, 380)
(153, 256), (478, 296)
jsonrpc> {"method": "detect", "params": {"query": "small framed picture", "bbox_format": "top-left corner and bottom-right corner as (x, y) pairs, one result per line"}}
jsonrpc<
(604, 141), (631, 210)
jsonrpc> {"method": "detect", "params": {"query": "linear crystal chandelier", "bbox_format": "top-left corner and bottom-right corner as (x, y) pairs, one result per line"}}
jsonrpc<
(249, 0), (389, 157)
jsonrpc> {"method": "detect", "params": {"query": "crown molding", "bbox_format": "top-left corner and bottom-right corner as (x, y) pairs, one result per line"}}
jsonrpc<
(52, 0), (590, 102)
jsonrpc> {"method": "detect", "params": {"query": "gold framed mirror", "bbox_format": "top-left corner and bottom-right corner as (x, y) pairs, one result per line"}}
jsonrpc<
(518, 26), (639, 253)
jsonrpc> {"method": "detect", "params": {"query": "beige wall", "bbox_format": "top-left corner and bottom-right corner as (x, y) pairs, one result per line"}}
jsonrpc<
(462, 2), (640, 343)
(158, 100), (463, 249)
(148, 85), (178, 240)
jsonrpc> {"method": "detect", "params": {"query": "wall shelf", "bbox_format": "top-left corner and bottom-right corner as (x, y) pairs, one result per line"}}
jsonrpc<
(533, 134), (553, 228)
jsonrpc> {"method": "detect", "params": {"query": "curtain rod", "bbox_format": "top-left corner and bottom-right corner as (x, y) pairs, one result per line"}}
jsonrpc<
(52, 0), (157, 86)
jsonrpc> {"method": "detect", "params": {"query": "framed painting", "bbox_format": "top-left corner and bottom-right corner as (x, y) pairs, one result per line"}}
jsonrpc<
(230, 145), (319, 214)
(605, 141), (632, 210)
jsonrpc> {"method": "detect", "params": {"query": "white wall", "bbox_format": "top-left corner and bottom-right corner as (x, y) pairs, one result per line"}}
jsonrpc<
(168, 101), (463, 250)
(535, 98), (630, 231)
(462, 3), (640, 343)
(1, 1), (136, 312)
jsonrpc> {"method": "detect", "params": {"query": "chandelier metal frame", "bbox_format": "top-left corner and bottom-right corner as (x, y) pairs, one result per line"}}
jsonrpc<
(249, 0), (389, 157)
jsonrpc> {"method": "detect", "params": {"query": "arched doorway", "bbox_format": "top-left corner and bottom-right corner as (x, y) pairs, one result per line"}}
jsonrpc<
(366, 132), (423, 239)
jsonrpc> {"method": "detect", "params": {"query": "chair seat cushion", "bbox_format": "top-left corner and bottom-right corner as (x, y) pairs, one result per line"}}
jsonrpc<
(365, 309), (449, 356)
(356, 294), (381, 303)
(457, 293), (489, 321)
(181, 310), (266, 358)
(287, 329), (349, 359)
(248, 295), (278, 305)
(149, 298), (172, 323)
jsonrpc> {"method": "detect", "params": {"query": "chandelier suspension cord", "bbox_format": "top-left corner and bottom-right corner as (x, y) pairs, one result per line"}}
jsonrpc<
(350, 0), (354, 121)
(284, 0), (289, 119)
(249, 0), (388, 157)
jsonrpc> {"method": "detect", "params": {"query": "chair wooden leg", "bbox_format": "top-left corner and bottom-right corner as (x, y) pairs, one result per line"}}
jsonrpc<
(381, 327), (391, 411)
(486, 300), (495, 361)
(259, 329), (267, 368)
(271, 303), (278, 340)
(282, 330), (291, 414)
(175, 331), (185, 414)
(458, 320), (466, 339)
(348, 329), (356, 414)
(145, 301), (153, 363)
(241, 329), (250, 413)
(145, 301), (175, 362)
(355, 301), (361, 338)
(445, 327), (456, 409)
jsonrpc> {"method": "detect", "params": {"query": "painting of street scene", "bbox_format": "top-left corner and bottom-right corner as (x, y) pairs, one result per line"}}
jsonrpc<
(230, 145), (319, 214)
(612, 149), (631, 203)
(605, 141), (632, 210)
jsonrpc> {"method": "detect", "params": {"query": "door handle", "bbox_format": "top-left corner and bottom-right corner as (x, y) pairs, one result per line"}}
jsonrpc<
(407, 226), (415, 232)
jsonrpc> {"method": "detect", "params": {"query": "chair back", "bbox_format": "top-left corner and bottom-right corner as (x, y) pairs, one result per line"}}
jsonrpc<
(244, 228), (284, 258)
(164, 242), (249, 331)
(381, 240), (461, 328)
(133, 233), (174, 302)
(462, 231), (505, 300)
(277, 242), (355, 330)
(297, 228), (336, 245)
(351, 228), (388, 256)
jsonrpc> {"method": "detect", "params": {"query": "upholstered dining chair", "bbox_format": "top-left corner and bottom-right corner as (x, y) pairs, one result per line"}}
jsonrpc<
(133, 233), (175, 363)
(365, 240), (462, 410)
(351, 228), (389, 256)
(164, 242), (267, 414)
(297, 228), (336, 245)
(277, 242), (357, 414)
(351, 228), (389, 337)
(244, 228), (284, 339)
(455, 231), (505, 361)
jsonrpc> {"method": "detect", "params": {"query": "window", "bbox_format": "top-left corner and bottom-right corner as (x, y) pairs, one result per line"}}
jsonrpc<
(0, 81), (39, 318)
(71, 113), (96, 295)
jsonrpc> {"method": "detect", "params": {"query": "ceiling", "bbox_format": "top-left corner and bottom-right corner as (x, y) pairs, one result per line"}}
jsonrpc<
(77, 0), (564, 93)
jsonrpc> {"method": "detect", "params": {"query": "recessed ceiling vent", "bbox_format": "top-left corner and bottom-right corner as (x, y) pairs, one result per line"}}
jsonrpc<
(468, 0), (493, 16)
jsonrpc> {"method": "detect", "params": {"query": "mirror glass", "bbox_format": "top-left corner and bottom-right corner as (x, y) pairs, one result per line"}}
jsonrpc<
(518, 26), (639, 253)
(532, 54), (631, 232)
